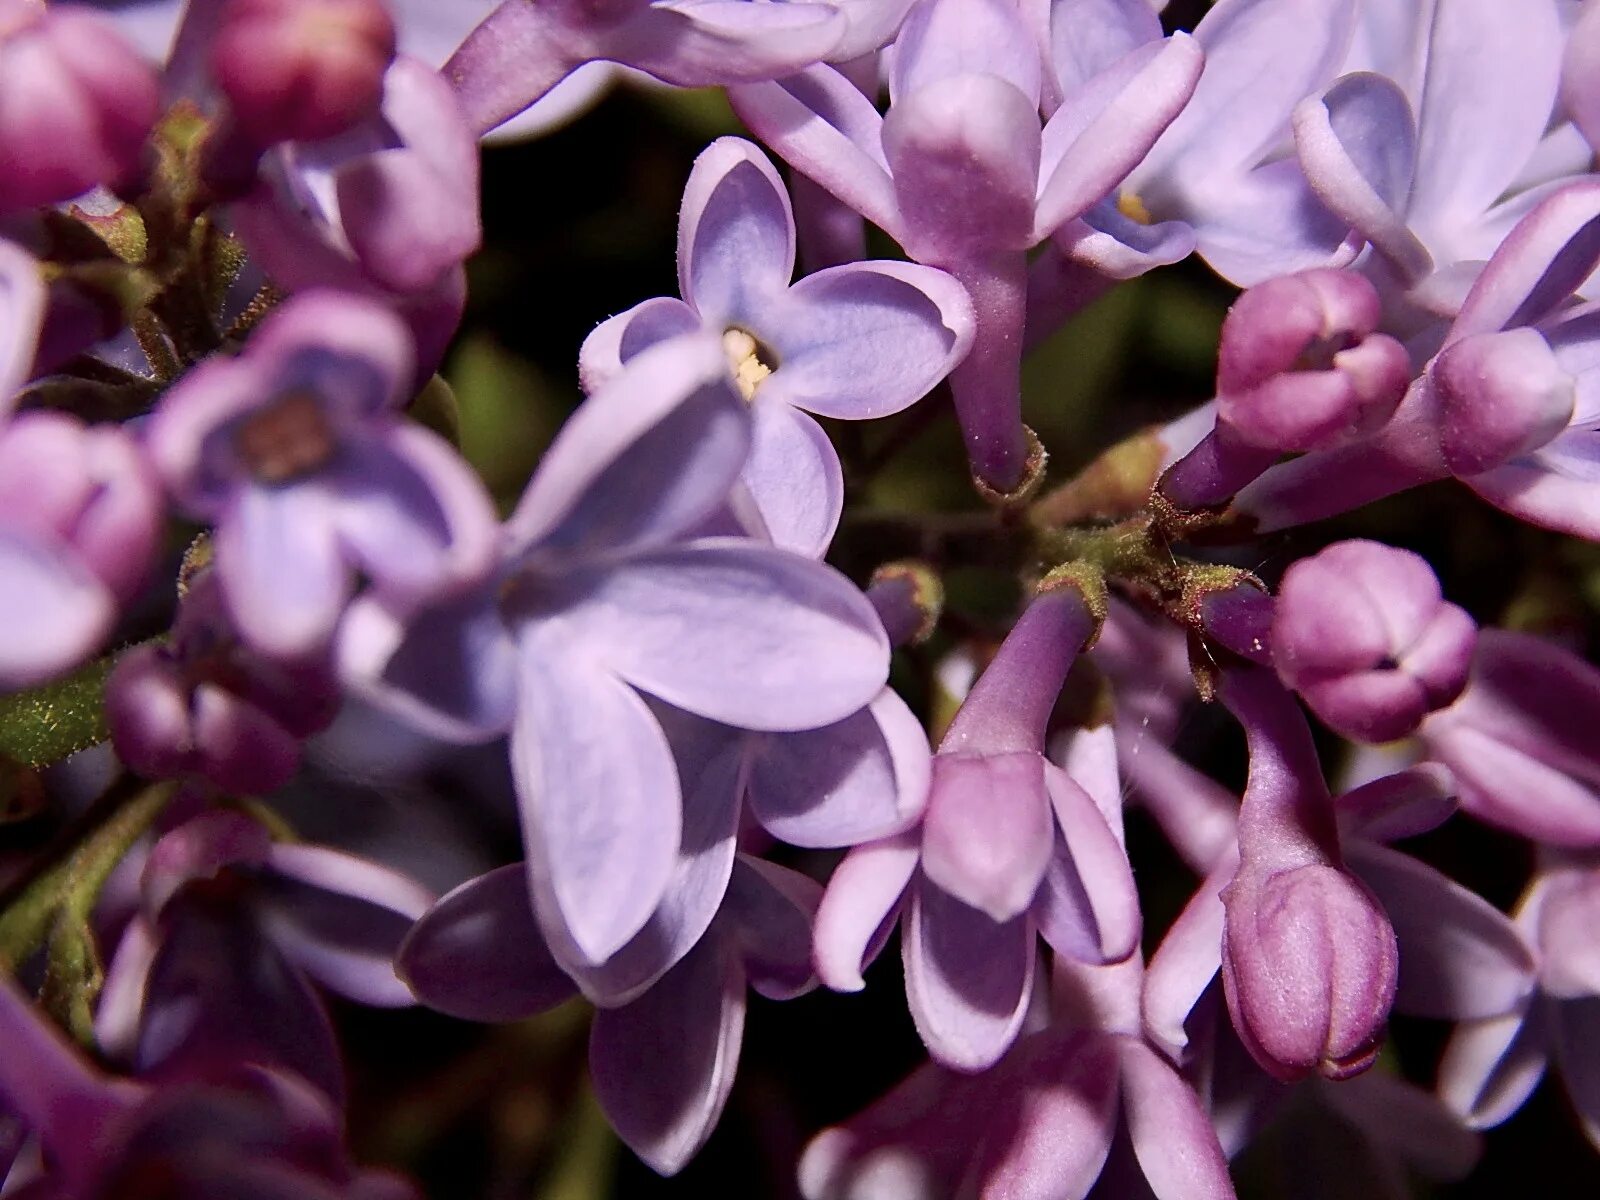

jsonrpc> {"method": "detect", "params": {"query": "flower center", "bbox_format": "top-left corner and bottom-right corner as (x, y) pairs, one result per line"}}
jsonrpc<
(234, 391), (337, 483)
(1116, 190), (1153, 226)
(722, 327), (775, 401)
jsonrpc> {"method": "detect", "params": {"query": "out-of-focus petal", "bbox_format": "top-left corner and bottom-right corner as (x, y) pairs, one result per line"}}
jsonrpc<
(1438, 1003), (1548, 1130)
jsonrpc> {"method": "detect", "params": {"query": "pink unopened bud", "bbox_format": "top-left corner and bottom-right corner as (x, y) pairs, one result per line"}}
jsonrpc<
(1432, 327), (1575, 477)
(1216, 269), (1411, 452)
(1221, 860), (1398, 1082)
(212, 0), (396, 144)
(0, 2), (160, 213)
(1274, 540), (1476, 743)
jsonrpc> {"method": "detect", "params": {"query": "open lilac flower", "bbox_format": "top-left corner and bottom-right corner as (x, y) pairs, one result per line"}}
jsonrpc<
(1440, 850), (1600, 1150)
(342, 331), (888, 964)
(106, 572), (342, 794)
(580, 136), (973, 555)
(1294, 0), (1578, 328)
(95, 807), (435, 1104)
(145, 290), (499, 661)
(401, 849), (820, 1175)
(1421, 629), (1600, 848)
(814, 588), (1139, 1071)
(0, 411), (162, 690)
(730, 0), (1201, 491)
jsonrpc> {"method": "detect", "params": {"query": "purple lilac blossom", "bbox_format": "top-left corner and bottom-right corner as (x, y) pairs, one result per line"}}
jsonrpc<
(579, 135), (975, 556)
(730, 0), (1201, 491)
(0, 0), (160, 214)
(813, 586), (1139, 1070)
(145, 290), (499, 661)
(0, 411), (162, 689)
(342, 331), (888, 964)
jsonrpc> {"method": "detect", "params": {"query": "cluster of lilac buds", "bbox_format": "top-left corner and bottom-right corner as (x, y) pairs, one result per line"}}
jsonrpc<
(0, 0), (1598, 1194)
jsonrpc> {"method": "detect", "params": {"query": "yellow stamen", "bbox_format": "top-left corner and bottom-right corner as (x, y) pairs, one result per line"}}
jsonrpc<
(722, 327), (774, 402)
(1116, 190), (1153, 226)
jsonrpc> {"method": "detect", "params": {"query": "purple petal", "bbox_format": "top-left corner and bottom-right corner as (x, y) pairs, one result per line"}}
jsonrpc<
(0, 239), (44, 407)
(921, 752), (1054, 922)
(1346, 841), (1536, 1020)
(568, 539), (888, 732)
(1119, 1039), (1236, 1200)
(1438, 1004), (1549, 1129)
(96, 915), (161, 1062)
(678, 137), (795, 325)
(590, 939), (746, 1176)
(611, 0), (846, 88)
(215, 483), (348, 659)
(888, 0), (1041, 107)
(1336, 764), (1457, 842)
(903, 876), (1035, 1071)
(1142, 863), (1230, 1055)
(725, 856), (822, 1000)
(1406, 0), (1561, 234)
(505, 333), (749, 560)
(1035, 763), (1141, 963)
(1054, 203), (1197, 280)
(757, 260), (974, 421)
(397, 865), (578, 1022)
(813, 831), (918, 992)
(1188, 157), (1359, 287)
(749, 687), (929, 848)
(513, 637), (681, 963)
(1048, 0), (1162, 100)
(0, 530), (114, 689)
(1428, 722), (1600, 847)
(740, 398), (844, 557)
(577, 296), (701, 395)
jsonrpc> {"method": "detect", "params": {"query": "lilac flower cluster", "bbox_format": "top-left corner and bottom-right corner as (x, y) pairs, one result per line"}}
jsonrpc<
(0, 0), (1596, 1194)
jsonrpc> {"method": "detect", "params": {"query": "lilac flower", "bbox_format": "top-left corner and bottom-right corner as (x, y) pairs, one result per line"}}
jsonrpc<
(1272, 540), (1476, 744)
(1294, 0), (1578, 327)
(0, 970), (414, 1198)
(145, 290), (499, 661)
(0, 236), (45, 407)
(106, 573), (341, 794)
(400, 850), (821, 1174)
(1440, 851), (1600, 1149)
(0, 412), (162, 689)
(342, 332), (888, 964)
(0, 0), (160, 214)
(1421, 629), (1600, 848)
(580, 136), (974, 555)
(1044, 0), (1359, 289)
(95, 807), (434, 1104)
(1234, 180), (1600, 535)
(730, 0), (1201, 491)
(814, 590), (1139, 1071)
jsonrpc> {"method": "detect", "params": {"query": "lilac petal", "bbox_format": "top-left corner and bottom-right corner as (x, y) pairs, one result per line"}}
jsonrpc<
(613, 0), (846, 88)
(552, 710), (743, 1006)
(1316, 1069), (1481, 1182)
(440, 2), (577, 135)
(397, 865), (578, 1022)
(1407, 0), (1561, 233)
(190, 685), (303, 794)
(1119, 1039), (1236, 1200)
(903, 876), (1035, 1071)
(741, 398), (844, 558)
(571, 539), (888, 732)
(1050, 205), (1197, 281)
(1552, 997), (1600, 1147)
(965, 1030), (1121, 1199)
(216, 483), (347, 660)
(513, 638), (681, 963)
(1143, 864), (1230, 1055)
(1565, 2), (1600, 155)
(921, 752), (1054, 922)
(1048, 0), (1162, 99)
(338, 590), (519, 743)
(1336, 764), (1457, 843)
(505, 333), (748, 560)
(1429, 723), (1600, 847)
(678, 137), (795, 325)
(256, 844), (436, 1008)
(726, 67), (902, 240)
(889, 0), (1041, 107)
(1035, 764), (1141, 963)
(1141, 0), (1356, 181)
(1463, 452), (1600, 543)
(1345, 841), (1536, 1020)
(328, 426), (498, 609)
(0, 531), (114, 689)
(759, 261), (975, 419)
(577, 296), (701, 395)
(96, 915), (161, 1062)
(813, 831), (919, 992)
(1189, 157), (1359, 286)
(1438, 1004), (1548, 1129)
(590, 939), (746, 1176)
(749, 687), (929, 848)
(0, 239), (44, 408)
(1032, 35), (1203, 241)
(1294, 73), (1430, 281)
(725, 856), (822, 1000)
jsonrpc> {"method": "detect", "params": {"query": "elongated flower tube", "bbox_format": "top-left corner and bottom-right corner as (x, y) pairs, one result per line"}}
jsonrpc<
(1217, 668), (1398, 1082)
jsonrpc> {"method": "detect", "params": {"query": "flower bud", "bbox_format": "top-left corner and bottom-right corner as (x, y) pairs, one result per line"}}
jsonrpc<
(1432, 327), (1575, 477)
(1221, 860), (1399, 1081)
(1274, 540), (1476, 743)
(212, 0), (397, 145)
(1216, 269), (1411, 452)
(0, 2), (160, 213)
